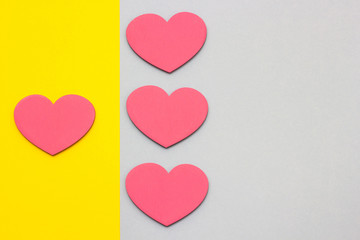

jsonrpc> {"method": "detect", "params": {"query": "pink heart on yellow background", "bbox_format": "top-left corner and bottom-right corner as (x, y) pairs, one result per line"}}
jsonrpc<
(14, 95), (95, 155)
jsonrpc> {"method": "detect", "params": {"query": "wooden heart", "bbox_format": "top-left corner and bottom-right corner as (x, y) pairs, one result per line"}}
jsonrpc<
(14, 95), (95, 155)
(126, 163), (209, 226)
(126, 86), (208, 148)
(126, 12), (207, 73)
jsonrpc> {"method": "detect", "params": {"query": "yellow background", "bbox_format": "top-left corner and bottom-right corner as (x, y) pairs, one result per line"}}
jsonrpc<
(0, 1), (119, 239)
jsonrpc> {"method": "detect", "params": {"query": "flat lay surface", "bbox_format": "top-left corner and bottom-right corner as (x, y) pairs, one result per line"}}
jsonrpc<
(121, 0), (360, 239)
(1, 1), (119, 239)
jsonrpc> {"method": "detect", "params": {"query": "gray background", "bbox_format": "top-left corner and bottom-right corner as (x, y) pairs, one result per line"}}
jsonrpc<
(120, 1), (360, 239)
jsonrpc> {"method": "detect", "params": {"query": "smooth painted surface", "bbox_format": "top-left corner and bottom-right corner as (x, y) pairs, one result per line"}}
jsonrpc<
(121, 1), (360, 239)
(1, 1), (119, 239)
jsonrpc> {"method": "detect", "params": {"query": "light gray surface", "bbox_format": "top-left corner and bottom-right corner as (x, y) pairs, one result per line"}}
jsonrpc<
(120, 1), (360, 239)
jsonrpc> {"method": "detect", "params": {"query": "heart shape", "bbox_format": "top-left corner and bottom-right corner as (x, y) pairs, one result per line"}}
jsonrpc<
(126, 86), (208, 148)
(14, 95), (95, 155)
(126, 163), (208, 226)
(126, 12), (207, 73)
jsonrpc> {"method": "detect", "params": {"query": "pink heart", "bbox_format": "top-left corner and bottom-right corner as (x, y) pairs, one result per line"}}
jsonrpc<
(14, 95), (95, 155)
(126, 86), (208, 148)
(126, 163), (208, 226)
(126, 12), (207, 73)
